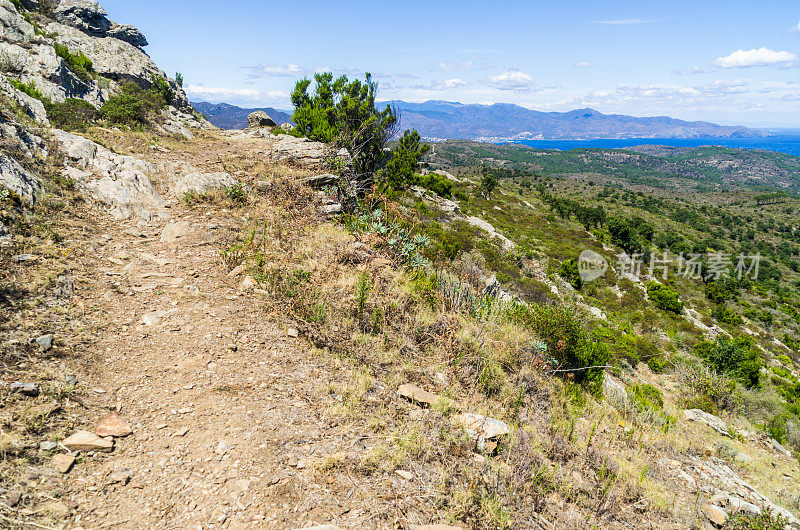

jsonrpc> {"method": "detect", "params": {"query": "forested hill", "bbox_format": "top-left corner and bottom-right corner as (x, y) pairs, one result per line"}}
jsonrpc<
(429, 140), (800, 193)
(392, 100), (765, 141)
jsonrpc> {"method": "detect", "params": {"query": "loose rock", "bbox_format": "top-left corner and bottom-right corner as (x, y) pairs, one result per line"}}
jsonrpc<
(96, 412), (133, 437)
(683, 409), (730, 437)
(35, 333), (54, 352)
(52, 454), (76, 474)
(62, 430), (114, 452)
(10, 381), (39, 397)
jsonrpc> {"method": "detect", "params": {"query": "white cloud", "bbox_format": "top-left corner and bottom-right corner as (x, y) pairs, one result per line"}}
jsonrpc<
(593, 19), (652, 25)
(246, 63), (303, 78)
(185, 85), (262, 100)
(487, 69), (534, 91)
(714, 47), (798, 68)
(573, 61), (591, 68)
(431, 78), (469, 90)
(674, 66), (707, 75)
(439, 61), (474, 71)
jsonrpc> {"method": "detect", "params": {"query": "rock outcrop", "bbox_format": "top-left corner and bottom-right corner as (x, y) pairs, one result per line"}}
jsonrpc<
(53, 0), (148, 47)
(247, 110), (277, 128)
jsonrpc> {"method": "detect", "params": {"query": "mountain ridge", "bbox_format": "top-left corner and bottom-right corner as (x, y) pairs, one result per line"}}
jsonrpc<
(191, 101), (292, 130)
(389, 100), (766, 141)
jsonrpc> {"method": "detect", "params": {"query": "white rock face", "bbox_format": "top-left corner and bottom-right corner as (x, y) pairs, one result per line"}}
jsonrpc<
(170, 171), (235, 197)
(683, 408), (730, 437)
(53, 129), (165, 220)
(0, 153), (40, 205)
(465, 215), (514, 251)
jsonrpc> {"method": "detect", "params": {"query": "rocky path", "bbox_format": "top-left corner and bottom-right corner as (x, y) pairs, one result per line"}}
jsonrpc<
(63, 210), (393, 529)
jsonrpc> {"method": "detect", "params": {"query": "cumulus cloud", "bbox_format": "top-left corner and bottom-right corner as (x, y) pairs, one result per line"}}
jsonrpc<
(487, 70), (534, 91)
(573, 61), (591, 68)
(593, 19), (652, 25)
(245, 63), (303, 78)
(185, 85), (262, 100)
(431, 78), (469, 90)
(714, 48), (798, 68)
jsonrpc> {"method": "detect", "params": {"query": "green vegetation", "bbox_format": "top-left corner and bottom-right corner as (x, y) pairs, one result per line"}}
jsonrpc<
(45, 98), (98, 131)
(8, 79), (46, 101)
(54, 43), (94, 83)
(382, 129), (431, 189)
(695, 336), (762, 388)
(646, 282), (683, 314)
(290, 72), (397, 180)
(99, 82), (167, 125)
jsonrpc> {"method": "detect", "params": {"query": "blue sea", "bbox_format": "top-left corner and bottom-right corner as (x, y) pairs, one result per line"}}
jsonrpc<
(513, 135), (800, 157)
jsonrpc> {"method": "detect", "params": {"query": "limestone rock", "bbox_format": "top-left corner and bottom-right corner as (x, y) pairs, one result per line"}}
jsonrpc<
(247, 111), (277, 128)
(170, 171), (236, 197)
(0, 0), (34, 43)
(303, 174), (339, 188)
(35, 334), (53, 352)
(53, 0), (147, 47)
(52, 130), (166, 220)
(62, 430), (114, 452)
(160, 221), (193, 243)
(52, 454), (75, 474)
(771, 438), (792, 457)
(683, 409), (730, 437)
(0, 153), (41, 206)
(453, 413), (509, 440)
(10, 381), (38, 396)
(95, 413), (132, 437)
(603, 374), (628, 410)
(700, 504), (728, 526)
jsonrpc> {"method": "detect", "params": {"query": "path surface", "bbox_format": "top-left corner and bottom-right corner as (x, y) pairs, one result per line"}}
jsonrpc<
(65, 209), (404, 529)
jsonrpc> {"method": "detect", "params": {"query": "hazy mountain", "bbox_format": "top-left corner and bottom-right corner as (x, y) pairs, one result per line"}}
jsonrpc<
(192, 102), (293, 130)
(390, 100), (765, 141)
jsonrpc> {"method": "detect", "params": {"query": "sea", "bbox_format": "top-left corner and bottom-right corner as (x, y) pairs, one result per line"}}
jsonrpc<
(513, 135), (800, 157)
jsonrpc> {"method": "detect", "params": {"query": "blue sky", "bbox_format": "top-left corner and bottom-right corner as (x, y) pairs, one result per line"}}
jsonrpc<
(102, 0), (800, 127)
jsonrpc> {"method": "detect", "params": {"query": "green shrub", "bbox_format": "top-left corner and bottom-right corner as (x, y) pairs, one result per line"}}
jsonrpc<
(271, 126), (286, 135)
(45, 98), (98, 130)
(100, 82), (165, 125)
(8, 79), (47, 102)
(415, 171), (452, 198)
(724, 509), (790, 529)
(512, 304), (610, 394)
(646, 282), (683, 314)
(694, 336), (762, 388)
(630, 383), (664, 410)
(558, 258), (582, 290)
(54, 43), (93, 82)
(383, 129), (430, 189)
(713, 304), (743, 326)
(150, 74), (174, 105)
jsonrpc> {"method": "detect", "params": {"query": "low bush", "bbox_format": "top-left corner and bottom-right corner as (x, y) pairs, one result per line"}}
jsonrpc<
(100, 82), (165, 125)
(54, 43), (94, 82)
(45, 98), (98, 130)
(510, 304), (610, 394)
(558, 258), (582, 290)
(8, 78), (47, 102)
(695, 336), (762, 388)
(724, 509), (790, 529)
(646, 282), (683, 314)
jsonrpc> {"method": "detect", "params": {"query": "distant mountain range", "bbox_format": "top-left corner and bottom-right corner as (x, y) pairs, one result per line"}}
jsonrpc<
(192, 100), (765, 141)
(390, 101), (765, 141)
(191, 102), (292, 130)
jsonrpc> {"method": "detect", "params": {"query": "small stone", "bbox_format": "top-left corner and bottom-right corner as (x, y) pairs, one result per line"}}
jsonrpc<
(183, 285), (201, 296)
(701, 504), (728, 526)
(174, 427), (189, 437)
(96, 413), (133, 437)
(12, 254), (38, 262)
(227, 264), (245, 278)
(452, 413), (509, 440)
(35, 334), (54, 352)
(240, 276), (257, 291)
(130, 479), (144, 489)
(65, 375), (78, 386)
(52, 454), (75, 474)
(395, 470), (413, 480)
(287, 327), (299, 338)
(10, 382), (39, 397)
(47, 501), (70, 518)
(108, 468), (133, 484)
(40, 441), (57, 451)
(398, 383), (436, 405)
(372, 258), (392, 268)
(62, 430), (114, 452)
(4, 492), (21, 507)
(214, 441), (230, 455)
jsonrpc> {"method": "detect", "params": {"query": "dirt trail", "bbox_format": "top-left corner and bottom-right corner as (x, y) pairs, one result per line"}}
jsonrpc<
(62, 192), (400, 528)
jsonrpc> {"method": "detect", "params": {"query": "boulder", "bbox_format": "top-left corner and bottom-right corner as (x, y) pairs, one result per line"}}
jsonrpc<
(771, 438), (792, 457)
(52, 130), (166, 220)
(452, 413), (509, 440)
(0, 0), (35, 43)
(106, 24), (148, 47)
(303, 173), (339, 188)
(603, 373), (629, 410)
(0, 153), (41, 206)
(35, 334), (54, 352)
(701, 504), (728, 526)
(52, 0), (113, 36)
(281, 122), (295, 131)
(683, 409), (730, 437)
(247, 111), (277, 128)
(169, 171), (236, 197)
(398, 383), (440, 406)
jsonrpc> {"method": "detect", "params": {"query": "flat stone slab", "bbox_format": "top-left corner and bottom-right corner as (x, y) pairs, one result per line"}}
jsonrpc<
(52, 454), (75, 474)
(683, 409), (730, 437)
(62, 430), (114, 452)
